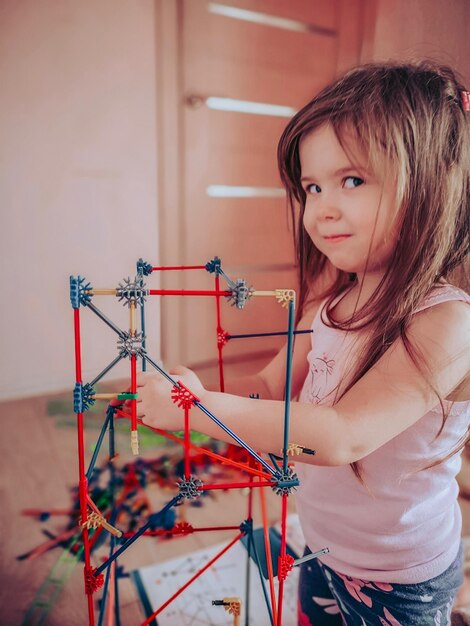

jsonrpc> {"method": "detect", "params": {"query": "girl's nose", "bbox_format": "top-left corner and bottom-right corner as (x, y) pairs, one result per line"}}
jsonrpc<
(304, 197), (340, 231)
(316, 196), (341, 221)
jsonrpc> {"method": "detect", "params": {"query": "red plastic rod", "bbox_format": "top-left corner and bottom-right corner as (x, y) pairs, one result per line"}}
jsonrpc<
(114, 410), (271, 480)
(148, 289), (231, 297)
(73, 308), (95, 626)
(151, 265), (207, 271)
(123, 525), (241, 538)
(260, 481), (278, 623)
(200, 480), (276, 491)
(74, 309), (82, 383)
(276, 494), (289, 626)
(184, 406), (191, 478)
(141, 532), (245, 625)
(215, 274), (225, 392)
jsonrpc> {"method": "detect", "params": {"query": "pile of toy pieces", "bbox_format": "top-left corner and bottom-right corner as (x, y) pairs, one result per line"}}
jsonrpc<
(20, 439), (250, 624)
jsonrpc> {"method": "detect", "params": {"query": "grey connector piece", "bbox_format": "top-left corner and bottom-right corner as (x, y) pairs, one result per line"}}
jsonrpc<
(117, 332), (144, 357)
(226, 278), (253, 309)
(117, 276), (148, 306)
(272, 467), (299, 496)
(176, 475), (203, 500)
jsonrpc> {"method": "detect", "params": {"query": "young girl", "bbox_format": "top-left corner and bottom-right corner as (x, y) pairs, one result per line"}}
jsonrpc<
(137, 61), (470, 625)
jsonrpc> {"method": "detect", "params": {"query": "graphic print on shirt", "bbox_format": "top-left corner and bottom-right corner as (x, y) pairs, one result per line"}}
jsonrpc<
(305, 353), (335, 404)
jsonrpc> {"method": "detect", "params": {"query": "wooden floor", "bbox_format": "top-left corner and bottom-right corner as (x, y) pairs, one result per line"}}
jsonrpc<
(0, 392), (289, 625)
(2, 392), (470, 626)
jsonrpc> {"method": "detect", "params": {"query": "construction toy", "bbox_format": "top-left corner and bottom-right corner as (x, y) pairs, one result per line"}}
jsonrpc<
(24, 256), (328, 626)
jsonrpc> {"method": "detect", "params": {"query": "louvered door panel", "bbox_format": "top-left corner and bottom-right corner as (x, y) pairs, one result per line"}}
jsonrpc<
(160, 0), (365, 385)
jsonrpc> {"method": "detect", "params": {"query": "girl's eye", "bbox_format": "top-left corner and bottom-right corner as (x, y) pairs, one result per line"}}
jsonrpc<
(343, 176), (364, 189)
(305, 183), (321, 194)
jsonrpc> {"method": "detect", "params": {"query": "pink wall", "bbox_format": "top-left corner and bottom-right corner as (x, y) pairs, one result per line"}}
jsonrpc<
(367, 0), (470, 82)
(0, 1), (160, 398)
(1, 0), (469, 399)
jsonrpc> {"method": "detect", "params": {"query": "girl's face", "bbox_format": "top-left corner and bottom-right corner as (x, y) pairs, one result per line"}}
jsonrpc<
(299, 124), (400, 279)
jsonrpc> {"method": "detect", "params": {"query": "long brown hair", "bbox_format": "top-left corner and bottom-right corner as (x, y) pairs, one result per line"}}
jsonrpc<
(278, 61), (470, 479)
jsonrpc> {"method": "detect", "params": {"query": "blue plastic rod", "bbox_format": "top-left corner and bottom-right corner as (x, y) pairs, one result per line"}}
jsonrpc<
(86, 407), (114, 481)
(194, 401), (275, 476)
(247, 529), (275, 626)
(244, 522), (251, 626)
(94, 496), (182, 576)
(97, 534), (117, 626)
(282, 300), (295, 473)
(89, 354), (125, 388)
(268, 453), (282, 473)
(143, 353), (276, 476)
(227, 329), (312, 340)
(86, 302), (128, 339)
(141, 353), (179, 387)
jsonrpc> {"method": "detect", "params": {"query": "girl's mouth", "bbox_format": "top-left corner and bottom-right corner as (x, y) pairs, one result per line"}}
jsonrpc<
(323, 235), (351, 242)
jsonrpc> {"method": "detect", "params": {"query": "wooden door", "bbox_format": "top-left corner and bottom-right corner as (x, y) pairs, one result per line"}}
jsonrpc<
(157, 0), (366, 386)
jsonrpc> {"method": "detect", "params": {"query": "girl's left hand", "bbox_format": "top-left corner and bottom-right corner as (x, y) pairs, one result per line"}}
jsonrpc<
(136, 365), (206, 432)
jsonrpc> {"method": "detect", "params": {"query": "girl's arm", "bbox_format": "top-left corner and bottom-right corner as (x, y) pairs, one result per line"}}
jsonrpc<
(138, 300), (470, 467)
(210, 266), (336, 400)
(205, 303), (319, 400)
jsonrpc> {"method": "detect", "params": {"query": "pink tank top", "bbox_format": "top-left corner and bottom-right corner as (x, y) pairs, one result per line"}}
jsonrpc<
(296, 284), (470, 583)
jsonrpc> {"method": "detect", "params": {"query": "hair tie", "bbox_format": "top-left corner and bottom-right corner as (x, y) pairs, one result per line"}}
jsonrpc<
(461, 91), (470, 112)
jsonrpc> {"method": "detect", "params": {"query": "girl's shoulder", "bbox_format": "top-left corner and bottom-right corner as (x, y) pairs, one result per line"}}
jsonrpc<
(414, 282), (470, 314)
(413, 283), (470, 403)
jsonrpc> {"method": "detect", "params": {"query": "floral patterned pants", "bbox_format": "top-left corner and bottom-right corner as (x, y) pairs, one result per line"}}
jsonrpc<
(298, 545), (463, 625)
